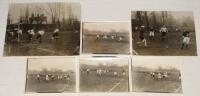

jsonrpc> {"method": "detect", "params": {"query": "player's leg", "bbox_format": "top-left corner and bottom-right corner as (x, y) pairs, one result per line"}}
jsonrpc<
(39, 35), (42, 43)
(55, 33), (58, 41)
(186, 37), (190, 48)
(149, 32), (151, 37)
(181, 42), (185, 49)
(142, 38), (147, 47)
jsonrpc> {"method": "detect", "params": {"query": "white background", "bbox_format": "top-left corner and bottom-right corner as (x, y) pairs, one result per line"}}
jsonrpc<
(0, 0), (200, 96)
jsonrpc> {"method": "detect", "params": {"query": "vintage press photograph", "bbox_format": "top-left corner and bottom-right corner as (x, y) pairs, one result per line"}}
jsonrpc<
(80, 57), (129, 92)
(4, 2), (81, 56)
(25, 58), (76, 93)
(131, 11), (197, 56)
(132, 57), (183, 93)
(82, 22), (130, 54)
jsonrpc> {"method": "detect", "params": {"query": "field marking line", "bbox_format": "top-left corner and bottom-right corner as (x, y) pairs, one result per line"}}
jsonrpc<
(59, 84), (69, 92)
(174, 85), (182, 93)
(108, 79), (124, 92)
(37, 47), (62, 54)
(132, 49), (139, 55)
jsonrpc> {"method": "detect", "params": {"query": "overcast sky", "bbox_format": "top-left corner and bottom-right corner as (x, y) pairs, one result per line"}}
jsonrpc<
(80, 57), (129, 66)
(83, 22), (130, 33)
(8, 2), (81, 24)
(170, 11), (194, 20)
(133, 57), (181, 70)
(28, 58), (76, 71)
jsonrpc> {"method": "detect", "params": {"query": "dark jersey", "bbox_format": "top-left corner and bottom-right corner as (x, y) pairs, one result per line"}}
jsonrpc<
(182, 31), (189, 37)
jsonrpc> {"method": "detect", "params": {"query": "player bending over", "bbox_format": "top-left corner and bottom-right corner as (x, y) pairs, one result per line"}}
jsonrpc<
(36, 30), (45, 43)
(52, 28), (59, 41)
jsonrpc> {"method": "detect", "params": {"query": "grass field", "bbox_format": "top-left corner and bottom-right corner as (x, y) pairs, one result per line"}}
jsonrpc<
(132, 30), (197, 56)
(82, 34), (130, 54)
(25, 74), (76, 93)
(4, 30), (80, 56)
(80, 65), (129, 92)
(132, 70), (182, 93)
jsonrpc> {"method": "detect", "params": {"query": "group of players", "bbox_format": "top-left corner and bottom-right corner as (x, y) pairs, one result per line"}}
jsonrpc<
(6, 26), (60, 44)
(96, 34), (124, 42)
(28, 73), (71, 83)
(82, 68), (126, 77)
(150, 71), (181, 81)
(135, 25), (191, 49)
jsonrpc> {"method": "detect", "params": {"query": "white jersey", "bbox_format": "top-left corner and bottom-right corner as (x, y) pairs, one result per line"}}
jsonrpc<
(30, 30), (35, 35)
(9, 32), (14, 36)
(46, 75), (49, 80)
(114, 72), (117, 76)
(183, 37), (190, 44)
(38, 30), (45, 35)
(160, 27), (168, 33)
(54, 29), (59, 33)
(27, 30), (31, 34)
(17, 29), (22, 35)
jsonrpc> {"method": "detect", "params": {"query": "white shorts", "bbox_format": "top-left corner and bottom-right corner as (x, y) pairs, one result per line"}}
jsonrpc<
(17, 31), (22, 35)
(183, 37), (190, 44)
(149, 31), (155, 36)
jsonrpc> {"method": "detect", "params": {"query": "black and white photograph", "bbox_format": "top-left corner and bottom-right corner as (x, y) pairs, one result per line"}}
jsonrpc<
(4, 2), (81, 56)
(82, 22), (130, 54)
(80, 57), (129, 92)
(132, 57), (183, 93)
(25, 57), (76, 93)
(131, 11), (197, 56)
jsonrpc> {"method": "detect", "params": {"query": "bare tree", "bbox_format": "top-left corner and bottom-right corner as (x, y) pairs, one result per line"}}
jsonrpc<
(136, 11), (143, 26)
(161, 11), (165, 25)
(7, 12), (11, 25)
(161, 11), (168, 26)
(144, 11), (149, 30)
(25, 5), (29, 24)
(151, 12), (157, 29)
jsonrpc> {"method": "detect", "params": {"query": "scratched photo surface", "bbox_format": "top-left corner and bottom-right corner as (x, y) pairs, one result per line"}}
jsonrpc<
(132, 11), (197, 56)
(79, 57), (129, 92)
(25, 58), (76, 93)
(4, 2), (81, 56)
(132, 57), (183, 93)
(82, 22), (130, 54)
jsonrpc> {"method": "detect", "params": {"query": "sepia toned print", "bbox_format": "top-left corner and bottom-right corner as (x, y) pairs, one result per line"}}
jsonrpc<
(82, 22), (130, 54)
(4, 2), (81, 56)
(132, 57), (182, 93)
(132, 11), (197, 56)
(25, 58), (76, 93)
(80, 57), (129, 92)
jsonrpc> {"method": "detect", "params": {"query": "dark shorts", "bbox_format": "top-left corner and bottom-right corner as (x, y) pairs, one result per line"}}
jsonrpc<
(28, 34), (33, 39)
(53, 33), (58, 37)
(139, 35), (144, 41)
(37, 34), (42, 39)
(161, 32), (167, 37)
